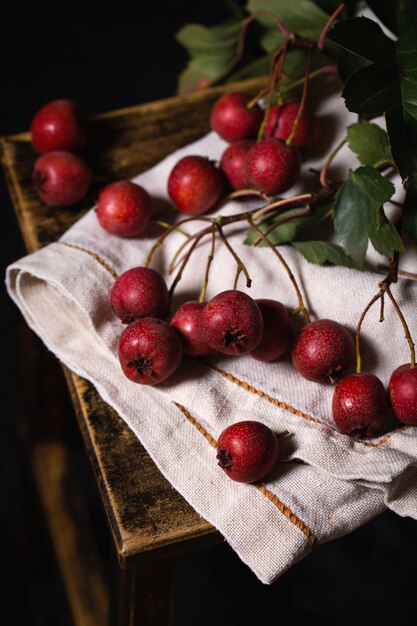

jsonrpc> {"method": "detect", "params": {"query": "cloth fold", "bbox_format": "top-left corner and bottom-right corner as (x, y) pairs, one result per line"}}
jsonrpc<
(6, 96), (417, 583)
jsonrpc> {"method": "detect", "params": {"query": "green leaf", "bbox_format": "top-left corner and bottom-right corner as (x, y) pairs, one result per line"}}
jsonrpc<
(333, 166), (395, 267)
(403, 178), (417, 245)
(247, 0), (330, 51)
(342, 63), (398, 118)
(369, 209), (405, 257)
(337, 48), (371, 83)
(176, 21), (242, 63)
(292, 241), (357, 268)
(347, 121), (393, 167)
(225, 55), (272, 83)
(327, 16), (395, 63)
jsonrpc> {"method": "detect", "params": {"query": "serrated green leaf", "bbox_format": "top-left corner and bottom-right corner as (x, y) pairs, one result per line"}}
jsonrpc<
(337, 48), (371, 83)
(369, 210), (405, 257)
(327, 16), (395, 63)
(247, 0), (330, 50)
(176, 59), (216, 94)
(403, 179), (417, 245)
(333, 166), (395, 267)
(176, 21), (242, 62)
(342, 63), (398, 118)
(347, 121), (393, 167)
(292, 241), (357, 268)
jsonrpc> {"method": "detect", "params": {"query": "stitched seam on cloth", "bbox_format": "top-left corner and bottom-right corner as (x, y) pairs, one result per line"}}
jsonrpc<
(174, 402), (316, 546)
(58, 242), (120, 279)
(206, 363), (410, 448)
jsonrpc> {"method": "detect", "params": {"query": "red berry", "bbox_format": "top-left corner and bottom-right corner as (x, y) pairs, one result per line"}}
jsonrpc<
(264, 100), (319, 149)
(32, 151), (92, 206)
(389, 364), (417, 425)
(250, 299), (293, 362)
(30, 99), (88, 154)
(170, 301), (215, 357)
(292, 319), (355, 383)
(220, 140), (254, 190)
(216, 420), (279, 483)
(167, 155), (224, 215)
(110, 267), (169, 323)
(96, 181), (152, 237)
(200, 290), (263, 356)
(245, 138), (301, 195)
(118, 318), (182, 385)
(332, 372), (389, 437)
(210, 92), (262, 142)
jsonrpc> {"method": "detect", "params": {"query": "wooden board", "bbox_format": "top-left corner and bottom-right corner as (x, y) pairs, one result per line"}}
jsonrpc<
(2, 77), (266, 567)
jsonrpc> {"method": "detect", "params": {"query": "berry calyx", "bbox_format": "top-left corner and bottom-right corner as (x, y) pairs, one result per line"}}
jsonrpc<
(96, 180), (152, 237)
(250, 299), (293, 362)
(332, 372), (389, 437)
(245, 138), (301, 195)
(110, 267), (169, 323)
(216, 420), (279, 483)
(264, 100), (319, 149)
(292, 318), (355, 383)
(32, 151), (92, 207)
(200, 290), (263, 356)
(210, 92), (262, 142)
(389, 364), (417, 425)
(30, 99), (88, 154)
(170, 301), (215, 357)
(118, 317), (182, 385)
(167, 155), (224, 215)
(220, 140), (254, 190)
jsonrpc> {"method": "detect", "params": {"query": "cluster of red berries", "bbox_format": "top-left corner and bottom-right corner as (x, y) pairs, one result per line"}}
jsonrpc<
(30, 100), (92, 207)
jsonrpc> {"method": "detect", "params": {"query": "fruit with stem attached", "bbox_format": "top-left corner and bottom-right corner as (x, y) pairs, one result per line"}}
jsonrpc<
(110, 267), (169, 323)
(96, 180), (152, 237)
(32, 151), (92, 207)
(265, 100), (319, 149)
(292, 318), (355, 383)
(118, 317), (182, 385)
(332, 372), (389, 437)
(210, 92), (263, 142)
(389, 364), (417, 425)
(245, 138), (301, 195)
(216, 420), (279, 483)
(30, 99), (88, 154)
(170, 301), (215, 357)
(250, 299), (293, 362)
(167, 155), (224, 215)
(200, 290), (263, 356)
(220, 139), (254, 190)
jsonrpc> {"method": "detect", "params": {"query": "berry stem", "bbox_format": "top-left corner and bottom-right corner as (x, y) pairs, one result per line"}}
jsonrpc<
(168, 225), (213, 274)
(153, 220), (191, 238)
(385, 285), (416, 368)
(169, 230), (208, 306)
(253, 193), (313, 220)
(317, 3), (345, 50)
(247, 215), (310, 322)
(0, 133), (31, 144)
(258, 41), (290, 141)
(143, 216), (212, 268)
(251, 205), (312, 247)
(279, 65), (337, 95)
(355, 291), (382, 374)
(216, 223), (252, 288)
(219, 188), (272, 204)
(199, 229), (216, 303)
(286, 45), (313, 147)
(320, 137), (347, 187)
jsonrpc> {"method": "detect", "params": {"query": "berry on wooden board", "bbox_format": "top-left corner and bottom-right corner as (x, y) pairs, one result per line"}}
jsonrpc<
(30, 99), (88, 154)
(32, 151), (92, 207)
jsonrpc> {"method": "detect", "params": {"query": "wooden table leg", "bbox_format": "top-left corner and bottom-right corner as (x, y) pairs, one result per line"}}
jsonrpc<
(112, 559), (175, 626)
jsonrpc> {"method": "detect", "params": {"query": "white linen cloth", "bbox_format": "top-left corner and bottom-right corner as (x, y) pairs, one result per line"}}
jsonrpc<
(6, 84), (417, 584)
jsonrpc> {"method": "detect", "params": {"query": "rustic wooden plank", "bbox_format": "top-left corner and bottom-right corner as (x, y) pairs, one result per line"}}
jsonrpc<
(2, 77), (266, 566)
(32, 442), (109, 626)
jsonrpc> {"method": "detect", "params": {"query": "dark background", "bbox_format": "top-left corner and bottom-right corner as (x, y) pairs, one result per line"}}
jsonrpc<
(1, 2), (417, 625)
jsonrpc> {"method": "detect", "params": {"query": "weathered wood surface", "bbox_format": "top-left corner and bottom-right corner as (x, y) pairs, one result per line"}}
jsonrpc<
(2, 77), (266, 566)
